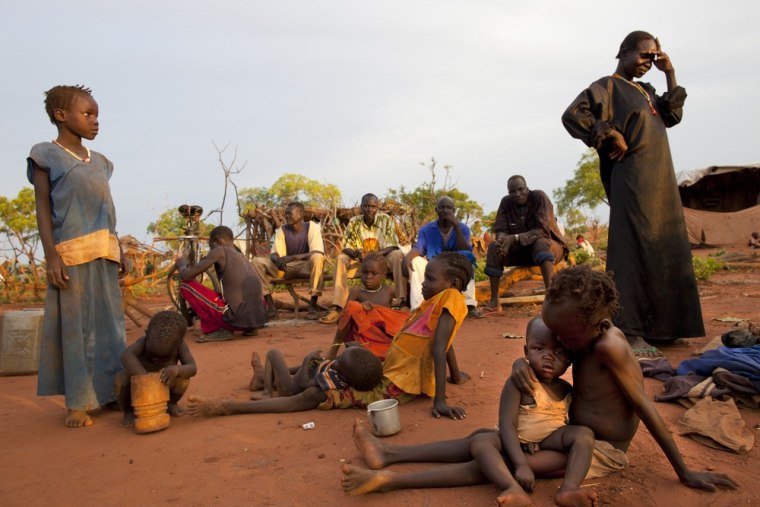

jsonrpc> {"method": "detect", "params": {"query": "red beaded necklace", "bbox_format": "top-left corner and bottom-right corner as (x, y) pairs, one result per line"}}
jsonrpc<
(613, 74), (657, 116)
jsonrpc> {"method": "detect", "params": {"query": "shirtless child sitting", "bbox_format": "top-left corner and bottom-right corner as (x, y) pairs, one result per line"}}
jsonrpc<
(340, 318), (598, 507)
(115, 311), (198, 427)
(512, 265), (738, 492)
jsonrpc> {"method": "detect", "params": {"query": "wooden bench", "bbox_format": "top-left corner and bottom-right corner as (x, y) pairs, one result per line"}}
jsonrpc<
(271, 270), (397, 316)
(474, 262), (567, 305)
(270, 275), (333, 316)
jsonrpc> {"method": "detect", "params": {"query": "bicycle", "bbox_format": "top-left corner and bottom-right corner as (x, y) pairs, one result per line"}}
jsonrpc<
(164, 204), (221, 326)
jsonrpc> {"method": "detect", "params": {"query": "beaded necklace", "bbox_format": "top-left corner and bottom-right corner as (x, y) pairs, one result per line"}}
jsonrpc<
(360, 285), (384, 293)
(52, 140), (91, 162)
(612, 74), (657, 116)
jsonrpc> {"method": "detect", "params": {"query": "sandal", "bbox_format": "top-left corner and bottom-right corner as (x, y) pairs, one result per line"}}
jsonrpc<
(466, 307), (485, 319)
(319, 309), (341, 324)
(480, 305), (503, 316)
(197, 329), (234, 342)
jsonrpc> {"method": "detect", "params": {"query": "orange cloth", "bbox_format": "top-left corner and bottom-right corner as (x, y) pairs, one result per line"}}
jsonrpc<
(337, 301), (408, 360)
(55, 229), (120, 266)
(382, 288), (467, 397)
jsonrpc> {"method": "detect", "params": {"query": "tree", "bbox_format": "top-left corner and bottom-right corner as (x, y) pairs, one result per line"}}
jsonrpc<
(239, 173), (342, 211)
(0, 187), (43, 292)
(208, 140), (247, 226)
(147, 208), (215, 243)
(385, 158), (483, 225)
(553, 149), (608, 229)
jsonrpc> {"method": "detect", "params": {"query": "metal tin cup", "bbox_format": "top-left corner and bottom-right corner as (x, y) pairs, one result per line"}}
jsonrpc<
(367, 399), (401, 437)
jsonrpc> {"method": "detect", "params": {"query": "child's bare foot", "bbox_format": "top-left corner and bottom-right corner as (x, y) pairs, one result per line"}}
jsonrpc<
(496, 486), (532, 506)
(65, 409), (93, 428)
(352, 419), (388, 469)
(341, 464), (394, 495)
(122, 411), (136, 428)
(187, 396), (229, 417)
(167, 402), (186, 417)
(249, 351), (265, 391)
(554, 486), (598, 507)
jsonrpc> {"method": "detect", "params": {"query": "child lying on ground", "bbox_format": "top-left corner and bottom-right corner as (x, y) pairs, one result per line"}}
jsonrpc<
(512, 265), (738, 492)
(326, 252), (408, 361)
(189, 346), (383, 414)
(340, 318), (598, 507)
(188, 252), (473, 419)
(115, 311), (197, 427)
(248, 348), (333, 400)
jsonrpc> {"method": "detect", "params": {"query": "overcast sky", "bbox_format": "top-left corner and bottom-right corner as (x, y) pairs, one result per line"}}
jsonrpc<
(2, 1), (758, 241)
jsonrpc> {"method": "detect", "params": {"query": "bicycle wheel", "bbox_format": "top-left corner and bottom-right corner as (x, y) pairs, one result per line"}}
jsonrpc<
(167, 267), (221, 327)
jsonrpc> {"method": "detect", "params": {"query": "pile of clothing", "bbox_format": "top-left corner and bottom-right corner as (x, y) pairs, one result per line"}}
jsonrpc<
(640, 327), (760, 454)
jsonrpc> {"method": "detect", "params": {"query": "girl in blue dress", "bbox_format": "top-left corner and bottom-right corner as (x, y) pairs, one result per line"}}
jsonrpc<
(28, 85), (126, 427)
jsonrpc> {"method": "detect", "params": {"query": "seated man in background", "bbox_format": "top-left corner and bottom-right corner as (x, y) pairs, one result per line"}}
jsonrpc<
(253, 202), (326, 319)
(320, 193), (407, 324)
(484, 175), (568, 312)
(403, 196), (481, 318)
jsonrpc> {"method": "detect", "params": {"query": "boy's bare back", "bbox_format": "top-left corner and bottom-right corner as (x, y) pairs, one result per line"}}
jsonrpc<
(568, 325), (642, 450)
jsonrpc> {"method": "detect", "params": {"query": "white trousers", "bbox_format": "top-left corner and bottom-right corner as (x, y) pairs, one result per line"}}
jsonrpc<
(409, 256), (476, 310)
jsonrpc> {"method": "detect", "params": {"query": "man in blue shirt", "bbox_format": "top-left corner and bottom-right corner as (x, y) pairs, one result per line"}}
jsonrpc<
(403, 196), (481, 317)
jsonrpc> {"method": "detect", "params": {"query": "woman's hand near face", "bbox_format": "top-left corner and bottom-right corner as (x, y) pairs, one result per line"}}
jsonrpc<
(653, 38), (673, 72)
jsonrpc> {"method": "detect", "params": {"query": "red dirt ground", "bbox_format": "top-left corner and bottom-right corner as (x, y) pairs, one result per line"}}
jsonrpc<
(1, 248), (758, 506)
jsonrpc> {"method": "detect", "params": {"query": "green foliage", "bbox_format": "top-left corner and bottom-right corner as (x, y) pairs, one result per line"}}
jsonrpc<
(0, 187), (39, 252)
(0, 187), (44, 294)
(480, 211), (497, 232)
(569, 249), (602, 268)
(473, 260), (488, 283)
(553, 149), (608, 229)
(0, 187), (39, 259)
(239, 173), (343, 210)
(692, 255), (724, 281)
(146, 208), (215, 239)
(384, 158), (483, 225)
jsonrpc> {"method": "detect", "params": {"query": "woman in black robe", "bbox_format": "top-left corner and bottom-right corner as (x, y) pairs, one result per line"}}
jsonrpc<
(562, 31), (704, 357)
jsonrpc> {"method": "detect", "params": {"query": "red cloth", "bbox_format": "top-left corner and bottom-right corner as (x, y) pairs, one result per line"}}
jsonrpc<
(337, 301), (408, 360)
(179, 280), (236, 334)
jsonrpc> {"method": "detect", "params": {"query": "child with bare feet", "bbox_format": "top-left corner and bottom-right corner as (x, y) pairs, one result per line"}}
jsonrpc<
(189, 252), (473, 419)
(326, 252), (407, 361)
(248, 349), (325, 400)
(512, 265), (738, 492)
(189, 346), (383, 416)
(469, 317), (596, 506)
(340, 318), (598, 507)
(115, 311), (197, 427)
(29, 85), (126, 427)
